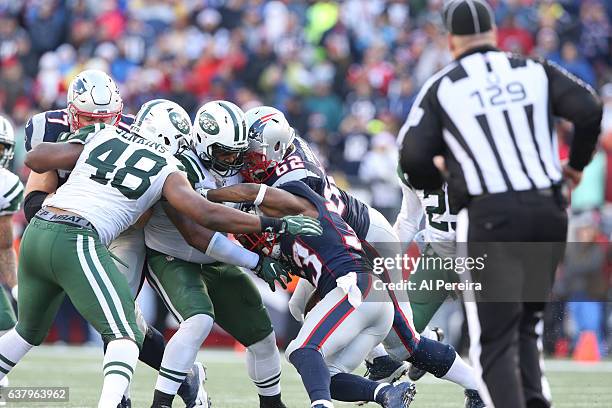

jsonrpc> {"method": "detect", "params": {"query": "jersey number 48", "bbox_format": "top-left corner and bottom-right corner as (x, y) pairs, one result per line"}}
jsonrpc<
(85, 138), (166, 199)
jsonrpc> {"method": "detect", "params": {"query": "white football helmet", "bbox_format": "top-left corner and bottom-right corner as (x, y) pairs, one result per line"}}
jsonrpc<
(193, 100), (248, 177)
(131, 99), (192, 156)
(0, 115), (15, 168)
(242, 106), (295, 182)
(67, 69), (123, 131)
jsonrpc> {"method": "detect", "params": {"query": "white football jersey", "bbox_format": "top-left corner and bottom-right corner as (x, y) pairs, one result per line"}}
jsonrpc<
(0, 168), (24, 216)
(45, 124), (182, 245)
(145, 149), (241, 264)
(395, 178), (457, 257)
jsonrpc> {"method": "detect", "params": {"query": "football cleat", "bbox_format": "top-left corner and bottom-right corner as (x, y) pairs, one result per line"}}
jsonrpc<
(408, 328), (444, 381)
(365, 356), (409, 383)
(464, 389), (486, 408)
(116, 396), (131, 408)
(259, 394), (288, 408)
(379, 381), (417, 408)
(178, 362), (212, 408)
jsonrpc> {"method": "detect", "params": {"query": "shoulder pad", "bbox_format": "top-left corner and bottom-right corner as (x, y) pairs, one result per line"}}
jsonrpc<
(178, 152), (206, 188)
(25, 110), (69, 151)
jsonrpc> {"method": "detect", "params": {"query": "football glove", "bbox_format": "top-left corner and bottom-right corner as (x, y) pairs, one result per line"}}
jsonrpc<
(279, 215), (322, 236)
(254, 256), (292, 292)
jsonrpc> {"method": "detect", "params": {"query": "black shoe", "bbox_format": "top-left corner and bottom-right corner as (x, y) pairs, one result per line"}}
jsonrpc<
(464, 389), (486, 408)
(177, 362), (211, 408)
(117, 396), (131, 408)
(408, 328), (444, 381)
(259, 394), (287, 408)
(365, 355), (409, 383)
(379, 381), (417, 408)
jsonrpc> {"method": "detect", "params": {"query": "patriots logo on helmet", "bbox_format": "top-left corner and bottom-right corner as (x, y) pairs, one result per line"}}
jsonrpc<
(73, 78), (87, 95)
(248, 112), (278, 142)
(198, 112), (219, 135)
(169, 111), (191, 135)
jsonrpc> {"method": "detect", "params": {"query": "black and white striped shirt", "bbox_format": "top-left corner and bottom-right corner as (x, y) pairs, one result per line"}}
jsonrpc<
(399, 45), (602, 208)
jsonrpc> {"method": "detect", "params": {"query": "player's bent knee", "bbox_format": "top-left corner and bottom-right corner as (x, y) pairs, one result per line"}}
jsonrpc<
(179, 314), (214, 344)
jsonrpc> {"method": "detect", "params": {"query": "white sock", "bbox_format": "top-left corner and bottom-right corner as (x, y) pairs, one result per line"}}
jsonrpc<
(0, 329), (33, 380)
(441, 352), (478, 390)
(156, 314), (213, 395)
(365, 343), (388, 364)
(311, 400), (334, 408)
(99, 339), (139, 408)
(246, 332), (282, 396)
(420, 326), (438, 340)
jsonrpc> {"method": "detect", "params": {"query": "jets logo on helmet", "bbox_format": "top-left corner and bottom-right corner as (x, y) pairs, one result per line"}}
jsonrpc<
(132, 99), (193, 156)
(198, 112), (220, 135)
(193, 100), (248, 177)
(169, 111), (191, 135)
(241, 106), (296, 183)
(0, 116), (15, 168)
(67, 69), (123, 131)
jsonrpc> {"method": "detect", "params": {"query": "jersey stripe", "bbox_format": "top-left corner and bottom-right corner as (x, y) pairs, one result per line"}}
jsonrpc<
(88, 237), (135, 339)
(76, 235), (124, 339)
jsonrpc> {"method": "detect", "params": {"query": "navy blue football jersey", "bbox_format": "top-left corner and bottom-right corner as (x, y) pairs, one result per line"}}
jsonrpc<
(265, 136), (371, 240)
(24, 109), (134, 185)
(278, 181), (371, 298)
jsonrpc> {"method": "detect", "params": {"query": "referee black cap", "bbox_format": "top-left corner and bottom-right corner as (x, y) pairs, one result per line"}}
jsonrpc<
(443, 0), (494, 35)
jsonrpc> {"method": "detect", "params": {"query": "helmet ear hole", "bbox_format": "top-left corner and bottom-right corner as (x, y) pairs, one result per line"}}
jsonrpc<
(197, 134), (202, 143)
(162, 135), (170, 146)
(274, 141), (281, 151)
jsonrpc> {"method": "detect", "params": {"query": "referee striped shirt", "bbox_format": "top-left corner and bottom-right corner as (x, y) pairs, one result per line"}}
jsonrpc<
(399, 45), (602, 206)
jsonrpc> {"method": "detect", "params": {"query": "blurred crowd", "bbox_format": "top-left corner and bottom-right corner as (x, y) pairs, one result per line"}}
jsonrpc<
(1, 0), (611, 355)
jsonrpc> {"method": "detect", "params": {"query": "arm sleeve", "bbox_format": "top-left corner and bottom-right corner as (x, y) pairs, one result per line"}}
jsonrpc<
(205, 232), (260, 269)
(23, 191), (47, 222)
(398, 84), (445, 190)
(542, 60), (603, 171)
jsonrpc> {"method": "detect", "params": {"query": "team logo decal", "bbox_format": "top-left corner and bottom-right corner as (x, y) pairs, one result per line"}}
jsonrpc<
(248, 113), (277, 142)
(198, 112), (219, 135)
(73, 78), (87, 95)
(169, 111), (191, 135)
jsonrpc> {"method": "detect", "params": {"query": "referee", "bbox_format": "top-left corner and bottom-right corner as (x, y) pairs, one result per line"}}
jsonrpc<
(398, 1), (603, 408)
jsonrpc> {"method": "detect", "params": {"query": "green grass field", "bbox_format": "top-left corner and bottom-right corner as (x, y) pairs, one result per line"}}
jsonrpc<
(5, 345), (612, 407)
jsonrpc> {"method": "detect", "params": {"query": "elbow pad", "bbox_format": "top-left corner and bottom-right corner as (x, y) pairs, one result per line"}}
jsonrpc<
(23, 191), (48, 222)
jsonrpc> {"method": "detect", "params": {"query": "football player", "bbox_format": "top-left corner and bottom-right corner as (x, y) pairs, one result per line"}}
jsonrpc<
(207, 180), (416, 408)
(0, 100), (320, 408)
(241, 107), (484, 407)
(241, 107), (410, 372)
(143, 101), (288, 408)
(0, 116), (23, 400)
(22, 70), (206, 408)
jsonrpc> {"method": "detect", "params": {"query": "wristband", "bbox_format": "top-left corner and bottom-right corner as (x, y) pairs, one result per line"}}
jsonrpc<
(259, 216), (284, 233)
(253, 184), (268, 206)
